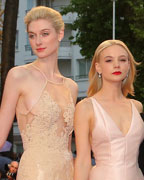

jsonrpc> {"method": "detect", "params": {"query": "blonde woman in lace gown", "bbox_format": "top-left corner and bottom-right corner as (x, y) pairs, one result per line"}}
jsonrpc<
(74, 40), (144, 180)
(0, 6), (78, 180)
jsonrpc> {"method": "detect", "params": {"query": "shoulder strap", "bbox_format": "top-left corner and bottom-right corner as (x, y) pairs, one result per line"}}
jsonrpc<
(90, 97), (104, 119)
(19, 65), (48, 115)
(31, 64), (48, 81)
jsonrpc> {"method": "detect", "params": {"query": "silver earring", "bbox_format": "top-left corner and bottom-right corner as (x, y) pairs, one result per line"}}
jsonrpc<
(122, 72), (129, 84)
(98, 73), (102, 78)
(125, 72), (129, 80)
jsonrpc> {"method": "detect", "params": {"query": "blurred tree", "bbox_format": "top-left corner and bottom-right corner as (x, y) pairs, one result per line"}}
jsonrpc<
(1, 0), (19, 95)
(0, 1), (4, 81)
(1, 0), (19, 158)
(0, 2), (4, 43)
(62, 0), (144, 103)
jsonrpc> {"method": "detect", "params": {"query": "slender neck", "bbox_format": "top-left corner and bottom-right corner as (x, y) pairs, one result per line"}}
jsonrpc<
(97, 81), (125, 101)
(33, 56), (60, 78)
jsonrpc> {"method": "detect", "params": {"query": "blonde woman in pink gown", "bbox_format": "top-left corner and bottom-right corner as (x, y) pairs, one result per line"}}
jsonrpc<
(0, 6), (78, 180)
(74, 40), (144, 180)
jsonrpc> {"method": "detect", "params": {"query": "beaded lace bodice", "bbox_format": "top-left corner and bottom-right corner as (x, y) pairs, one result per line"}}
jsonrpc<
(16, 65), (75, 153)
(16, 65), (75, 180)
(21, 90), (74, 152)
(16, 66), (75, 180)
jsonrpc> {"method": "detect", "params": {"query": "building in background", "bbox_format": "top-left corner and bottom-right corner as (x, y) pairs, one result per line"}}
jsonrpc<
(1, 0), (90, 155)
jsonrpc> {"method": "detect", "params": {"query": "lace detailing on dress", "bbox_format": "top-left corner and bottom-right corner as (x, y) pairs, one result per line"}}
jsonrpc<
(17, 90), (75, 180)
(16, 64), (75, 180)
(21, 90), (74, 151)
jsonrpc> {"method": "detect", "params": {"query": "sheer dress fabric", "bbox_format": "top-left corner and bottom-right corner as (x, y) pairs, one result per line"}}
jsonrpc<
(16, 65), (75, 180)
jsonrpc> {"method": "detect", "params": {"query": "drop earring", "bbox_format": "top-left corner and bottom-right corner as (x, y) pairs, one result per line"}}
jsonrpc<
(122, 72), (129, 84)
(98, 73), (102, 78)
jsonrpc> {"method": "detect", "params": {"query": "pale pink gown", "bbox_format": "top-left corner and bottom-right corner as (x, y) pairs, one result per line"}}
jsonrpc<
(89, 97), (144, 180)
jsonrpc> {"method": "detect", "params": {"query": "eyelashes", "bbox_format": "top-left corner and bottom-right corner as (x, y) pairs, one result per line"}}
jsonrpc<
(105, 59), (128, 63)
(28, 32), (50, 39)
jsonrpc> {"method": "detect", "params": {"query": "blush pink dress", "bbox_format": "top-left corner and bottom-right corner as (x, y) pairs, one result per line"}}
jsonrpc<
(89, 97), (144, 180)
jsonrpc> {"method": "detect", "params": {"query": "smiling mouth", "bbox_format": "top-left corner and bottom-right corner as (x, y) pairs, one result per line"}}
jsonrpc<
(112, 71), (122, 75)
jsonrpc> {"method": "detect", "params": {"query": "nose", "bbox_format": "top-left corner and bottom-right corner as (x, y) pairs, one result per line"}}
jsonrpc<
(35, 35), (42, 45)
(113, 59), (120, 68)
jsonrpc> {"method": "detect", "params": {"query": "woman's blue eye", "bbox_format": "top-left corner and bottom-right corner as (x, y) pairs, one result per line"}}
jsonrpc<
(42, 32), (49, 37)
(29, 34), (34, 39)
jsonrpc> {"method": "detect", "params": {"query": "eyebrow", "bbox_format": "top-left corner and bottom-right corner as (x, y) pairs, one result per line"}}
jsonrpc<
(28, 29), (51, 33)
(104, 56), (113, 58)
(104, 55), (128, 58)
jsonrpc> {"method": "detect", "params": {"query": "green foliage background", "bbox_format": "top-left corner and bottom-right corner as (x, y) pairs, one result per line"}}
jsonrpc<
(62, 0), (144, 104)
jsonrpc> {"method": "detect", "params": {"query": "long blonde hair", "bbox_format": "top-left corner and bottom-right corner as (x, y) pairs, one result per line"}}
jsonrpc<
(24, 6), (65, 33)
(87, 40), (139, 97)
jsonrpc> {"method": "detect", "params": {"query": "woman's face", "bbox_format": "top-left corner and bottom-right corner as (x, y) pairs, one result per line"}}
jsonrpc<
(27, 19), (63, 59)
(95, 44), (130, 83)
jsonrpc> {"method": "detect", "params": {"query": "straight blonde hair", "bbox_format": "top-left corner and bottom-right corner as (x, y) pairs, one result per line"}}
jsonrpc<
(87, 40), (139, 97)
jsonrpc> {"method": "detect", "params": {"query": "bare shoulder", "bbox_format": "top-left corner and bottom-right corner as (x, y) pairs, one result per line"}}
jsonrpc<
(76, 98), (92, 109)
(76, 98), (93, 116)
(74, 98), (94, 129)
(65, 77), (78, 103)
(2, 65), (32, 97)
(65, 77), (78, 91)
(131, 99), (143, 113)
(7, 65), (31, 81)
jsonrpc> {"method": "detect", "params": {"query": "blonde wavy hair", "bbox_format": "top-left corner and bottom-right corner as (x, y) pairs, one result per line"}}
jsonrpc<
(87, 40), (139, 97)
(24, 6), (65, 33)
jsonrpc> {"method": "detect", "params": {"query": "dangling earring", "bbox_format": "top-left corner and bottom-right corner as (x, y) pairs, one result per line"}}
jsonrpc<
(122, 72), (129, 84)
(98, 73), (102, 78)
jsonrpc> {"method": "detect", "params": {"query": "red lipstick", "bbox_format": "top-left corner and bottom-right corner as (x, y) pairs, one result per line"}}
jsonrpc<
(112, 71), (122, 75)
(36, 48), (45, 52)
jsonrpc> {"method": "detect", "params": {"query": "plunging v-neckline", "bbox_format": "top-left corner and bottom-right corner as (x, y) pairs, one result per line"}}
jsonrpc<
(92, 97), (134, 137)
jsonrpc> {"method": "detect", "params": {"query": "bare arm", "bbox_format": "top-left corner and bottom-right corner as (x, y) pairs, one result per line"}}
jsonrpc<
(0, 68), (21, 149)
(74, 99), (92, 180)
